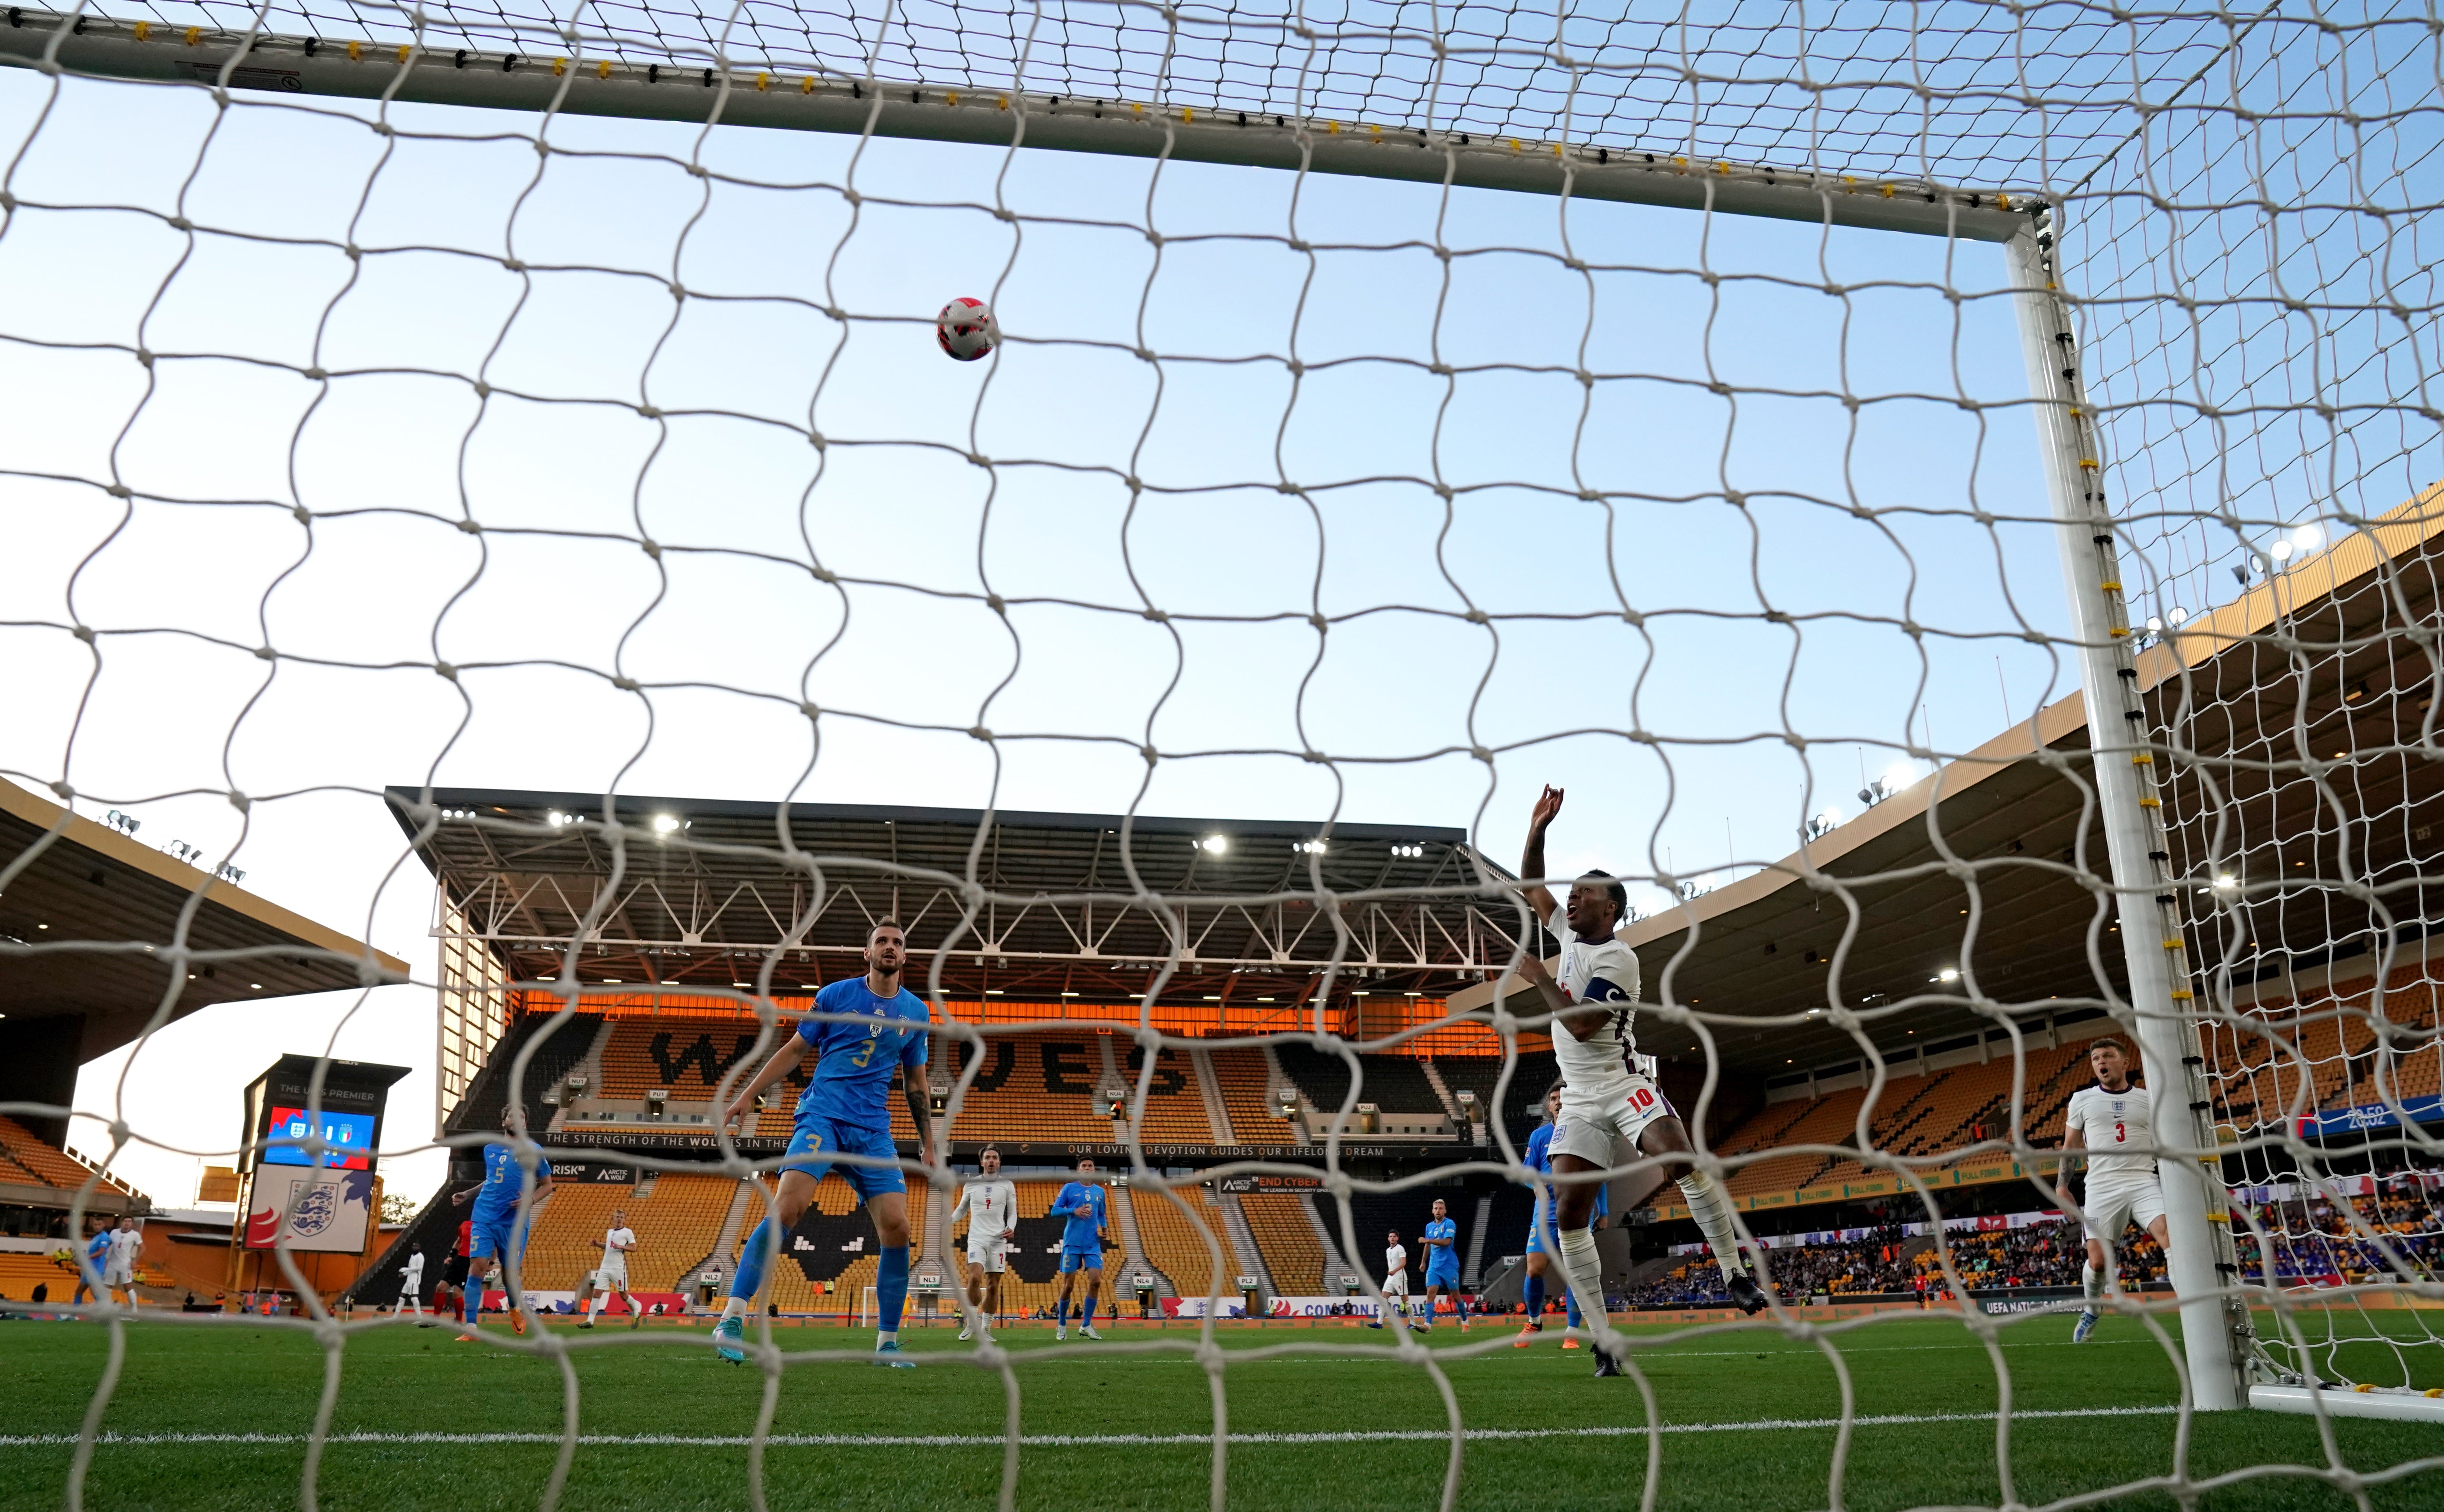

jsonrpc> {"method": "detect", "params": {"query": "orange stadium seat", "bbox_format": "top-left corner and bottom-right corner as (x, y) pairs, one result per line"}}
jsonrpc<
(617, 1173), (744, 1293)
(1237, 1193), (1324, 1293)
(1117, 1045), (1213, 1143)
(936, 1034), (1119, 1143)
(1210, 1048), (1294, 1144)
(1129, 1184), (1230, 1300)
(519, 1181), (638, 1291)
(0, 1117), (138, 1195)
(0, 1251), (76, 1301)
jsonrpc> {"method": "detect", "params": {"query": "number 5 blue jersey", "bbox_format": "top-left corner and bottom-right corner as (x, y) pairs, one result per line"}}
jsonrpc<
(794, 977), (932, 1130)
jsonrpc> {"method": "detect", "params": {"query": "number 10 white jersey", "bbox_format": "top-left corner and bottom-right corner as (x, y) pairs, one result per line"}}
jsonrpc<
(1547, 919), (1644, 1104)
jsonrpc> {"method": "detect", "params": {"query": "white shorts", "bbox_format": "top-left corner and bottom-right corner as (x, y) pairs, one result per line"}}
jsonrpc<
(1382, 1272), (1409, 1296)
(2082, 1180), (2166, 1240)
(594, 1262), (628, 1290)
(1547, 1076), (1676, 1166)
(965, 1239), (1007, 1275)
(102, 1263), (135, 1288)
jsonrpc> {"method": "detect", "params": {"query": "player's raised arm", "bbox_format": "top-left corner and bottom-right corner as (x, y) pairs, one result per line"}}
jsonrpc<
(1519, 785), (1566, 929)
(720, 1035), (807, 1130)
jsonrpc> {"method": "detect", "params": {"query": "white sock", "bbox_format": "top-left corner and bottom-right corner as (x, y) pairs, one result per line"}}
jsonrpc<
(1675, 1170), (1747, 1283)
(1554, 1227), (1613, 1340)
(2083, 1260), (2103, 1300)
(721, 1295), (750, 1323)
(876, 1329), (898, 1347)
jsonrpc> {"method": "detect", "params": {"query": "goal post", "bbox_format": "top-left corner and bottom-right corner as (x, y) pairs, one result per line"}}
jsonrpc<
(2004, 217), (2245, 1413)
(0, 7), (2030, 241)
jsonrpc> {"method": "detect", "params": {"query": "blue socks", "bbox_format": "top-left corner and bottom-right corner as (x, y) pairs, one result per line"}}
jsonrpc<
(1055, 1296), (1069, 1326)
(730, 1216), (774, 1303)
(1524, 1273), (1545, 1320)
(1565, 1285), (1583, 1330)
(1081, 1295), (1096, 1327)
(878, 1246), (910, 1335)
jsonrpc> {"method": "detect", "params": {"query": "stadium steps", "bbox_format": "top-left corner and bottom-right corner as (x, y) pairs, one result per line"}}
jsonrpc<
(1460, 1194), (1493, 1287)
(1107, 1183), (1175, 1298)
(0, 1116), (145, 1200)
(1416, 1060), (1479, 1141)
(1189, 1048), (1235, 1143)
(1209, 1047), (1294, 1144)
(1297, 1192), (1349, 1288)
(1213, 1192), (1272, 1293)
(1106, 1034), (1214, 1144)
(548, 1016), (620, 1132)
(688, 1177), (757, 1296)
(1261, 1042), (1310, 1140)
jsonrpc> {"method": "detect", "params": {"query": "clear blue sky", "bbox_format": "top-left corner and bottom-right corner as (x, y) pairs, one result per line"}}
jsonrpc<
(2, 70), (2093, 1204)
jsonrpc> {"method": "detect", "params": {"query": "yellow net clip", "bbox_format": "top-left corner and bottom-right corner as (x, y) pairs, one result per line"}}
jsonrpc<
(1880, 183), (1895, 198)
(802, 75), (816, 93)
(184, 24), (200, 44)
(397, 44), (412, 63)
(2138, 796), (2161, 809)
(945, 88), (959, 105)
(599, 59), (614, 79)
(133, 20), (150, 41)
(551, 57), (566, 76)
(2108, 626), (2131, 638)
(996, 94), (1009, 109)
(2170, 989), (2194, 1001)
(1997, 193), (2013, 210)
(2099, 579), (2121, 591)
(754, 70), (769, 90)
(2162, 939), (2184, 950)
(346, 39), (362, 61)
(2130, 750), (2152, 763)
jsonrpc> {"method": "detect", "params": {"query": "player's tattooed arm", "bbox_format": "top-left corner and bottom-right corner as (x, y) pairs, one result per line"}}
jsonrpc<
(904, 1073), (935, 1169)
(1519, 785), (1565, 928)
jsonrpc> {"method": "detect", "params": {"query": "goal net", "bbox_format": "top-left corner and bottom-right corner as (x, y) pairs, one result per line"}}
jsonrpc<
(3, 0), (2442, 1505)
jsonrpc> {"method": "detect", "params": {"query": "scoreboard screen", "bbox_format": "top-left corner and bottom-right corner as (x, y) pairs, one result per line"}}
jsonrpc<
(259, 1106), (378, 1170)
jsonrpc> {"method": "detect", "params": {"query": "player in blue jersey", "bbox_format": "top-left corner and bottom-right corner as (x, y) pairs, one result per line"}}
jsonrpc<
(1515, 1081), (1609, 1353)
(1416, 1198), (1463, 1331)
(716, 919), (935, 1367)
(451, 1106), (553, 1336)
(1048, 1157), (1112, 1341)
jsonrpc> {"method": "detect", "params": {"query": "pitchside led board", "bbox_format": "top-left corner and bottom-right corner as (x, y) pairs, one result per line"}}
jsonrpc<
(239, 1055), (410, 1254)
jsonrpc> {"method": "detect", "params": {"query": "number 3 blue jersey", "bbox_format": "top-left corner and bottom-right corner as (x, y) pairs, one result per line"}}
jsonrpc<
(794, 977), (932, 1130)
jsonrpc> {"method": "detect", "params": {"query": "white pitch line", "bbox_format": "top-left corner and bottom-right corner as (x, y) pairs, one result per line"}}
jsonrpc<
(0, 1407), (2184, 1451)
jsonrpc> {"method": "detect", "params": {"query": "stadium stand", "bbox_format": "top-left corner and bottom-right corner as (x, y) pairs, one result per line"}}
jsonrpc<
(625, 1172), (745, 1292)
(1209, 1047), (1295, 1143)
(0, 1251), (71, 1301)
(1273, 1044), (1448, 1117)
(1127, 1183), (1229, 1301)
(1237, 1193), (1325, 1293)
(447, 1012), (603, 1136)
(1721, 1088), (1868, 1199)
(0, 1115), (141, 1196)
(518, 1180), (637, 1291)
(940, 1036), (1125, 1141)
(1431, 1052), (1558, 1148)
(1118, 1045), (1213, 1142)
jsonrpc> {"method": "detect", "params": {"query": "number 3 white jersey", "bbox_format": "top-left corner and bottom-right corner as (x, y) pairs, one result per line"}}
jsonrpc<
(2066, 1083), (2158, 1187)
(1547, 919), (1644, 1102)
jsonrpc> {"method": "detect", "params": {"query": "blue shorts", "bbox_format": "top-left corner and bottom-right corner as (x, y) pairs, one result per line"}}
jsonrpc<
(780, 1115), (905, 1199)
(1425, 1262), (1460, 1289)
(1523, 1207), (1597, 1255)
(1058, 1247), (1104, 1274)
(467, 1209), (529, 1265)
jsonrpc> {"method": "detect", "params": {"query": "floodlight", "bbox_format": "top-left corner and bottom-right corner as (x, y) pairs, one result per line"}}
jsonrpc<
(2270, 539), (2294, 562)
(1202, 834), (1228, 854)
(651, 813), (681, 834)
(2293, 523), (2324, 550)
(1937, 968), (1961, 983)
(2214, 873), (2238, 892)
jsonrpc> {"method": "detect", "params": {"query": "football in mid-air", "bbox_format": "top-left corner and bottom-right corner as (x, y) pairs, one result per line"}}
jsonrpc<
(936, 297), (999, 362)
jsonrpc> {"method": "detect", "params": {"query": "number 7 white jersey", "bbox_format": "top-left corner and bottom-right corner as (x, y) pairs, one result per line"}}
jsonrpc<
(2066, 1083), (2158, 1186)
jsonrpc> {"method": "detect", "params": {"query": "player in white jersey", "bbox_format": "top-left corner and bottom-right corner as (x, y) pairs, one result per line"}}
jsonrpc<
(2060, 1037), (2170, 1343)
(949, 1147), (1020, 1339)
(1367, 1231), (1411, 1328)
(393, 1249), (427, 1320)
(101, 1218), (143, 1312)
(578, 1209), (641, 1330)
(1517, 786), (1768, 1375)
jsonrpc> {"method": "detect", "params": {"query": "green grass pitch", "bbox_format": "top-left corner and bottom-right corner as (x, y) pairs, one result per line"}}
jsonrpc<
(5, 1310), (2442, 1510)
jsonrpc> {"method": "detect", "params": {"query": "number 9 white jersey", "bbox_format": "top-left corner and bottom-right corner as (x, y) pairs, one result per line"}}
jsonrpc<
(2066, 1083), (2158, 1187)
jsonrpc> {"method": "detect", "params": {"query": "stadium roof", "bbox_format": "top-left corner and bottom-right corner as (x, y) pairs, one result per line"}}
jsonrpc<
(0, 777), (412, 1059)
(1451, 485), (2444, 1077)
(388, 792), (1525, 1010)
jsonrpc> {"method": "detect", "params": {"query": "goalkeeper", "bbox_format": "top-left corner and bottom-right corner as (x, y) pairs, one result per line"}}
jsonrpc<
(1516, 786), (1768, 1377)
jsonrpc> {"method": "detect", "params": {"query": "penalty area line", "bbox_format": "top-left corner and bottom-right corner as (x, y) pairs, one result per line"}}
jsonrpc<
(0, 1407), (2182, 1450)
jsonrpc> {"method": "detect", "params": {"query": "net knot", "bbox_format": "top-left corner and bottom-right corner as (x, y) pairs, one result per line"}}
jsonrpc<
(454, 517), (480, 533)
(49, 779), (75, 799)
(253, 645), (275, 662)
(637, 403), (663, 418)
(1141, 744), (1159, 764)
(1471, 745), (1493, 764)
(799, 702), (820, 719)
(433, 661), (458, 680)
(472, 380), (491, 398)
(70, 625), (93, 644)
(499, 255), (523, 272)
(1308, 612), (1327, 631)
(1464, 608), (1489, 624)
(292, 505), (312, 525)
(304, 366), (326, 382)
(105, 482), (131, 498)
(1762, 608), (1787, 623)
(1302, 748), (1327, 764)
(986, 593), (1007, 614)
(640, 537), (661, 557)
(968, 726), (994, 742)
(613, 676), (641, 691)
(1140, 606), (1168, 622)
(167, 215), (191, 232)
(967, 451), (991, 467)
